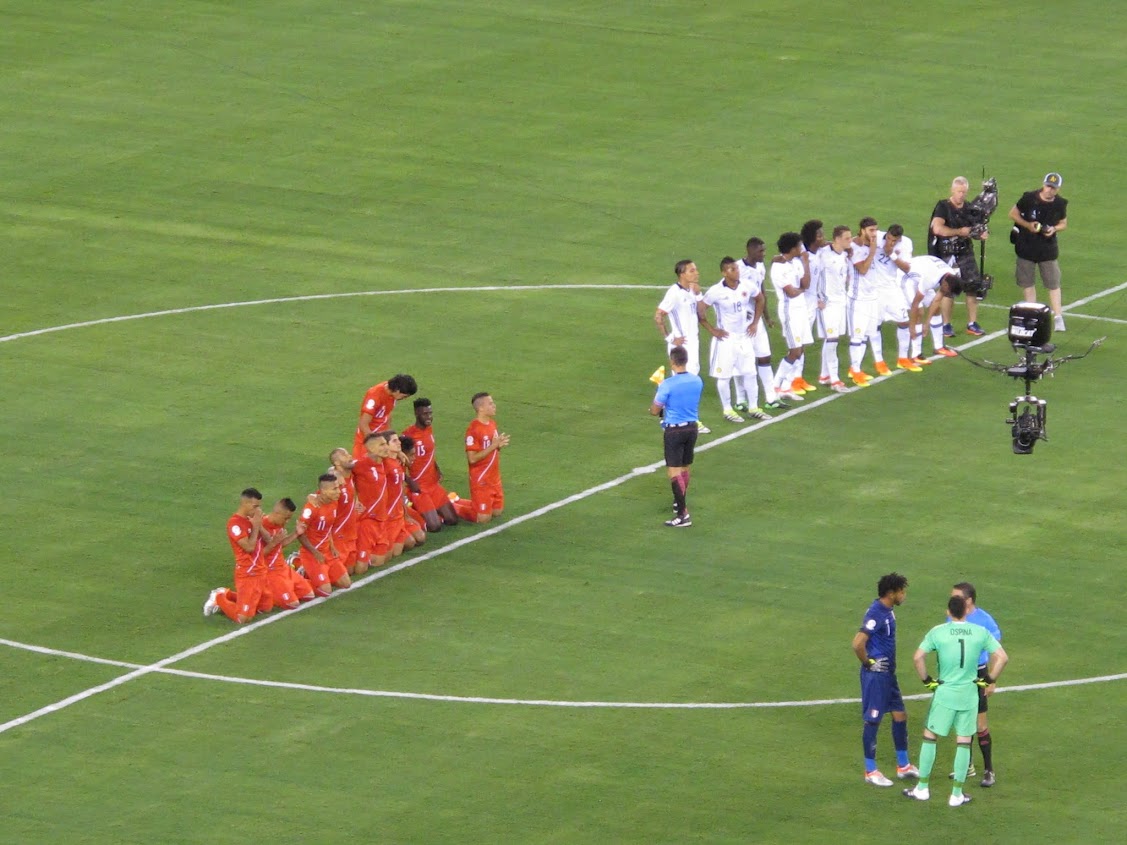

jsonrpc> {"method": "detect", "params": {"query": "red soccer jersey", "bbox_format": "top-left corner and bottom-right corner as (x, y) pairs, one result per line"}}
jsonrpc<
(352, 382), (397, 454)
(298, 496), (338, 550)
(353, 455), (388, 520)
(465, 418), (501, 487)
(383, 456), (406, 520)
(227, 513), (264, 578)
(402, 423), (439, 487)
(260, 516), (289, 572)
(332, 472), (357, 540)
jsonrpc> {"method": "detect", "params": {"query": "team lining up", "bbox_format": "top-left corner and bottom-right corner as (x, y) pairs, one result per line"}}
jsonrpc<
(203, 380), (508, 623)
(654, 219), (970, 424)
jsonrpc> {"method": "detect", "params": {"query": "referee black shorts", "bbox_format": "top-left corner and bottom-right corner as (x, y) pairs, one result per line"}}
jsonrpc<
(663, 423), (698, 467)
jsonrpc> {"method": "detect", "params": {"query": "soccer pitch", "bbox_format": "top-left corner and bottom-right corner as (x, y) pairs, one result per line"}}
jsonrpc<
(3, 2), (1126, 842)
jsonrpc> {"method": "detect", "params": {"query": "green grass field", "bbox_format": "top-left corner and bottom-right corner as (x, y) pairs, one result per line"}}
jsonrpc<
(3, 2), (1126, 842)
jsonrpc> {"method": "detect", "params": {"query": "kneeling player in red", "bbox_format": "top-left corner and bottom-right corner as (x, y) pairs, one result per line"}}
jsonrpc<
(296, 473), (350, 597)
(262, 497), (305, 610)
(402, 397), (460, 528)
(204, 488), (269, 624)
(353, 432), (394, 572)
(454, 392), (509, 524)
(384, 431), (426, 551)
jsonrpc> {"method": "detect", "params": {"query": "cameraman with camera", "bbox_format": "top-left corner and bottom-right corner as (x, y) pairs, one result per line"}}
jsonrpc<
(929, 176), (990, 338)
(1009, 172), (1069, 332)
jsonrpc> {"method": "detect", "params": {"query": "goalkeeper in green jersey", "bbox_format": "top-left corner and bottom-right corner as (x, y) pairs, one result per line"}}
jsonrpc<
(902, 594), (1008, 807)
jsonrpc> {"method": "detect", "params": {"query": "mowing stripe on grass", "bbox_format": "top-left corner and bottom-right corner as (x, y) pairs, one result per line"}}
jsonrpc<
(2, 637), (1123, 710)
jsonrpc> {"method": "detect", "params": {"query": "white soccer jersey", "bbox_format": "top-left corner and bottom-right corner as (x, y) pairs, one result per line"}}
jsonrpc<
(737, 259), (766, 297)
(817, 245), (851, 302)
(657, 283), (702, 339)
(703, 280), (752, 335)
(849, 242), (878, 302)
(870, 232), (914, 290)
(770, 256), (805, 300)
(908, 255), (958, 296)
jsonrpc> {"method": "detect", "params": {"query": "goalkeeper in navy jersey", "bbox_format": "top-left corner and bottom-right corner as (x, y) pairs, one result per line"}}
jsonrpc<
(851, 572), (918, 787)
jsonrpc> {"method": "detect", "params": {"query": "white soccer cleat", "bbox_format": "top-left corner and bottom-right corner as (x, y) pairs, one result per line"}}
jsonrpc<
(722, 411), (744, 423)
(202, 587), (224, 617)
(1054, 314), (1066, 332)
(864, 770), (893, 787)
(896, 764), (920, 779)
(902, 785), (930, 801)
(696, 423), (711, 434)
(949, 793), (973, 807)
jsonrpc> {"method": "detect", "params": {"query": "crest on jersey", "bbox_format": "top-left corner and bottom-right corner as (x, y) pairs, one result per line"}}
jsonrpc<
(231, 525), (242, 537)
(466, 436), (474, 446)
(865, 619), (877, 630)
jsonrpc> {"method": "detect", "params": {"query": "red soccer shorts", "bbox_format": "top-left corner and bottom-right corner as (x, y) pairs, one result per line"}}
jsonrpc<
(357, 518), (391, 560)
(420, 482), (450, 508)
(298, 547), (347, 586)
(470, 482), (504, 515)
(268, 570), (300, 607)
(407, 488), (436, 513)
(234, 573), (268, 619)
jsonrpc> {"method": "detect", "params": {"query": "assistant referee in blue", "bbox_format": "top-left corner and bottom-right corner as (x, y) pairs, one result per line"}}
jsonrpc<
(650, 345), (704, 527)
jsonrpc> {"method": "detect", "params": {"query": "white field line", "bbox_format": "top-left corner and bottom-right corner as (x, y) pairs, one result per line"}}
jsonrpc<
(5, 281), (1125, 347)
(0, 285), (662, 345)
(1, 281), (1123, 733)
(3, 638), (1123, 710)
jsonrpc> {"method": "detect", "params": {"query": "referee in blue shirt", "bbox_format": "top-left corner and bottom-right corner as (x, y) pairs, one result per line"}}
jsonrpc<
(651, 345), (704, 527)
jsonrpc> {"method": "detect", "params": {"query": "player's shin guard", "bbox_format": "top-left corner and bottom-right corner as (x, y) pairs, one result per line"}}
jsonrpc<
(952, 742), (972, 794)
(863, 721), (880, 771)
(868, 331), (884, 363)
(895, 326), (910, 360)
(849, 341), (866, 371)
(821, 340), (839, 382)
(929, 317), (945, 352)
(773, 357), (793, 391)
(733, 375), (747, 406)
(757, 363), (778, 402)
(917, 737), (937, 786)
(715, 377), (733, 411)
(892, 719), (910, 768)
(977, 729), (993, 771)
(740, 373), (759, 409)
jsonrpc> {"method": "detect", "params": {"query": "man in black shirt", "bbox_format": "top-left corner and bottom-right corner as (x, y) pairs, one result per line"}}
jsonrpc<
(1008, 172), (1069, 332)
(929, 176), (990, 338)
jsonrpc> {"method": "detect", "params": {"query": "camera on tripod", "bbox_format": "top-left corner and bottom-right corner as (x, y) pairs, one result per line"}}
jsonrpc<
(1005, 303), (1053, 454)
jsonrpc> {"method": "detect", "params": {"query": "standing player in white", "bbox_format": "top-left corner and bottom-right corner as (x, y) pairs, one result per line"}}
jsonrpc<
(796, 219), (827, 395)
(769, 232), (813, 400)
(815, 225), (853, 392)
(847, 217), (881, 387)
(737, 238), (786, 411)
(700, 258), (770, 423)
(870, 224), (922, 374)
(906, 255), (962, 359)
(655, 260), (711, 433)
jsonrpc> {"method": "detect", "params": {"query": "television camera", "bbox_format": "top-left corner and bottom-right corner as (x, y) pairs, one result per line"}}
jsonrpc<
(957, 302), (1104, 454)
